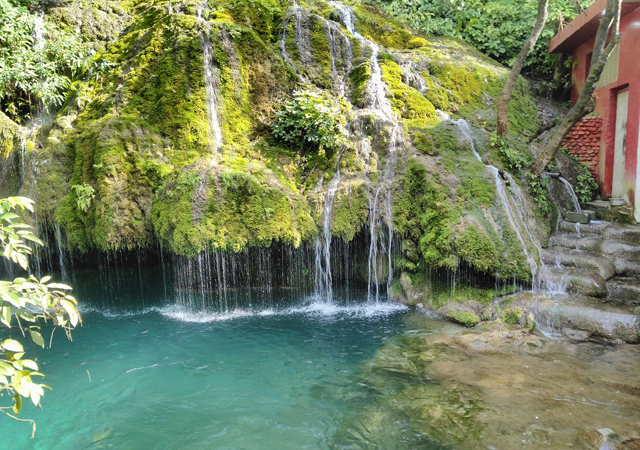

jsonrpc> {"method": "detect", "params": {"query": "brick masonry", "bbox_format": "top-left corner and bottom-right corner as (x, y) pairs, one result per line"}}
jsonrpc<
(562, 117), (602, 182)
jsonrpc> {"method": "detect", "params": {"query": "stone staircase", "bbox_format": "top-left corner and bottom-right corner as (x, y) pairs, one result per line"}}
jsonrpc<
(514, 219), (640, 343)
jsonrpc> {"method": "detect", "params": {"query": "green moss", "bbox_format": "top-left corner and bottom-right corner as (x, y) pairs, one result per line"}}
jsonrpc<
(505, 78), (539, 138)
(351, 4), (427, 50)
(152, 170), (316, 256)
(379, 59), (436, 122)
(394, 160), (459, 270)
(447, 308), (480, 327)
(420, 71), (449, 111)
(350, 61), (371, 107)
(0, 112), (21, 158)
(501, 307), (523, 324)
(331, 182), (368, 241)
(454, 224), (499, 274)
(308, 15), (333, 89)
(429, 62), (483, 106)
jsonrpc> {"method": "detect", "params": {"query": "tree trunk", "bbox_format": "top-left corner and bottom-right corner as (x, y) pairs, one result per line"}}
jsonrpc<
(496, 0), (549, 137)
(531, 0), (623, 176)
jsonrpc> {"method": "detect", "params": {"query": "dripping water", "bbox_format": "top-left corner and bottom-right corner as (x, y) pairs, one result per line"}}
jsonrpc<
(196, 2), (223, 158)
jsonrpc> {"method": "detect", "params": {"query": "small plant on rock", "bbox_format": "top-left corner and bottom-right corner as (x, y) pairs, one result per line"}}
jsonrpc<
(71, 183), (95, 212)
(272, 89), (346, 157)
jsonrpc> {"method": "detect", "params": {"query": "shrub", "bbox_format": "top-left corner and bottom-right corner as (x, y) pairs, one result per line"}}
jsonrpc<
(271, 89), (346, 155)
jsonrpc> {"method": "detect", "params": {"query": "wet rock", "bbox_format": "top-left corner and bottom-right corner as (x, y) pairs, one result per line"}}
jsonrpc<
(582, 209), (597, 221)
(602, 223), (640, 244)
(549, 233), (601, 251)
(393, 271), (428, 306)
(453, 321), (544, 353)
(600, 241), (640, 275)
(558, 219), (609, 236)
(542, 248), (616, 280)
(538, 266), (608, 297)
(584, 427), (640, 450)
(354, 311), (640, 449)
(607, 278), (640, 305)
(478, 306), (495, 321)
(566, 211), (591, 224)
(513, 293), (640, 343)
(581, 200), (611, 218)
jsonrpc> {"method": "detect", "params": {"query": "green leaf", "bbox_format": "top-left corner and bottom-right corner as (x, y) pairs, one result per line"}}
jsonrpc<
(0, 361), (15, 376)
(1, 339), (24, 352)
(29, 330), (45, 348)
(13, 394), (22, 414)
(1, 305), (11, 327)
(60, 300), (79, 327)
(22, 359), (38, 371)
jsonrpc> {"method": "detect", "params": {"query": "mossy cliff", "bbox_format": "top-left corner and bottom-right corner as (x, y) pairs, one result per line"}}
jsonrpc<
(11, 0), (548, 285)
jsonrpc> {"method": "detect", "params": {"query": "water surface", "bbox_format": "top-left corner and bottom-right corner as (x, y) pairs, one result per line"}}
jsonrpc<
(2, 291), (429, 449)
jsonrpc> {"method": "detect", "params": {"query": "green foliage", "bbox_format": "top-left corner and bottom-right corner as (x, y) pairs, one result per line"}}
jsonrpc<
(501, 306), (523, 324)
(70, 183), (95, 212)
(0, 197), (80, 433)
(559, 149), (598, 202)
(491, 133), (527, 174)
(0, 0), (91, 121)
(491, 133), (551, 216)
(523, 171), (552, 216)
(370, 0), (596, 81)
(575, 165), (597, 203)
(447, 308), (480, 327)
(272, 89), (346, 155)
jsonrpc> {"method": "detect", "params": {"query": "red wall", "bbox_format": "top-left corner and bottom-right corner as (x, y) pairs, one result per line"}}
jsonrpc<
(569, 7), (640, 202)
(561, 117), (602, 182)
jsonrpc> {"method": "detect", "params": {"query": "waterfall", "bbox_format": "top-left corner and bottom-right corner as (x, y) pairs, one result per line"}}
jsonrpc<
(323, 21), (353, 96)
(330, 2), (401, 302)
(441, 112), (541, 282)
(314, 147), (346, 302)
(54, 223), (69, 280)
(196, 3), (223, 157)
(400, 61), (427, 94)
(558, 176), (582, 212)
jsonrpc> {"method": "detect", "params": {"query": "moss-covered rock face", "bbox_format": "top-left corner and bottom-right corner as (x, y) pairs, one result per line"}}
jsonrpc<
(16, 0), (547, 284)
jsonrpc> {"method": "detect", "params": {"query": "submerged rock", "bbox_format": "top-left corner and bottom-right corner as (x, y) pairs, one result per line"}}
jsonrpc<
(343, 312), (640, 449)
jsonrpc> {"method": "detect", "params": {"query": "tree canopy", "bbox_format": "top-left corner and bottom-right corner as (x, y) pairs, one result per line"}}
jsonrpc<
(370, 0), (595, 80)
(0, 0), (90, 122)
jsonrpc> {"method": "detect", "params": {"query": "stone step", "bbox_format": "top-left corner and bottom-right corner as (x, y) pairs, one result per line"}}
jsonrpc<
(538, 266), (608, 297)
(602, 223), (640, 245)
(512, 292), (640, 344)
(581, 200), (611, 218)
(565, 211), (590, 224)
(541, 248), (616, 280)
(599, 241), (640, 275)
(548, 233), (601, 252)
(607, 278), (640, 305)
(557, 219), (609, 236)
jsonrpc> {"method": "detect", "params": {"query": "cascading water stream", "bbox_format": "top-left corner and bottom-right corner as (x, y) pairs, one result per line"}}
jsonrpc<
(558, 176), (582, 212)
(314, 147), (346, 302)
(196, 3), (223, 158)
(439, 111), (541, 283)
